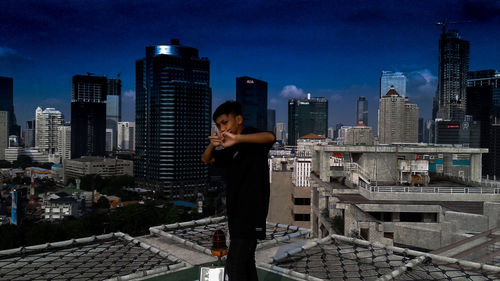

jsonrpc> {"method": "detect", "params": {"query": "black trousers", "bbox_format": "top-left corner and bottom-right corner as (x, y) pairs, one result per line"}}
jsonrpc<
(225, 238), (258, 281)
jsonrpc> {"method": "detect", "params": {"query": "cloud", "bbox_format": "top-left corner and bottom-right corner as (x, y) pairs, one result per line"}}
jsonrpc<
(280, 85), (306, 99)
(406, 69), (437, 99)
(123, 89), (136, 100)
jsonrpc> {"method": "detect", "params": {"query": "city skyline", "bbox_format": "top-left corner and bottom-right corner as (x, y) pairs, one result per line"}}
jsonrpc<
(1, 1), (500, 129)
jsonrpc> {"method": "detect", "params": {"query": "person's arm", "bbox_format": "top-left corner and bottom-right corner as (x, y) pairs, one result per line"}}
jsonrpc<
(201, 133), (223, 164)
(221, 131), (275, 147)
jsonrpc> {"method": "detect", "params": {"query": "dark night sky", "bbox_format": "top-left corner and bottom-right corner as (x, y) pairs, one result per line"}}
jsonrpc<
(1, 0), (499, 130)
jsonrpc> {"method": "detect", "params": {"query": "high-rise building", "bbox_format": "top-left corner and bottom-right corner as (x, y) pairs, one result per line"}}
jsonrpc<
(489, 124), (500, 178)
(435, 119), (480, 147)
(378, 87), (419, 144)
(275, 122), (286, 143)
(334, 123), (343, 140)
(466, 69), (500, 177)
(71, 75), (107, 158)
(135, 39), (211, 198)
(236, 76), (268, 131)
(0, 76), (19, 136)
(418, 118), (424, 142)
(35, 107), (64, 156)
(57, 125), (71, 161)
(436, 29), (470, 121)
(117, 122), (135, 151)
(380, 71), (406, 98)
(106, 78), (121, 150)
(356, 96), (368, 125)
(288, 94), (328, 146)
(23, 120), (36, 148)
(0, 111), (8, 160)
(327, 127), (334, 139)
(105, 129), (113, 152)
(267, 109), (276, 132)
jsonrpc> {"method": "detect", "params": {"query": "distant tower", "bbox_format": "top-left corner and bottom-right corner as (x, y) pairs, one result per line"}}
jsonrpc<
(35, 107), (64, 156)
(135, 39), (211, 199)
(236, 77), (268, 131)
(106, 77), (122, 150)
(288, 94), (328, 146)
(71, 74), (107, 158)
(267, 109), (276, 132)
(436, 29), (469, 121)
(356, 96), (368, 125)
(378, 86), (419, 144)
(0, 111), (7, 160)
(380, 71), (406, 98)
(0, 77), (19, 136)
(117, 122), (135, 151)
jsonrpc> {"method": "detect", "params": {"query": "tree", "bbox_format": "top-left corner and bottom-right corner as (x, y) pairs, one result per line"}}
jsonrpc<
(94, 196), (110, 210)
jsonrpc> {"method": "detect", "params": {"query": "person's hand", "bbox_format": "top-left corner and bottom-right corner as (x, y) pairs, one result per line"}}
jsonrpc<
(221, 131), (239, 147)
(208, 133), (223, 147)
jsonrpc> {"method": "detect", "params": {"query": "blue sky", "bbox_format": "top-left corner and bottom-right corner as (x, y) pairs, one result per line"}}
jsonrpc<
(1, 0), (499, 130)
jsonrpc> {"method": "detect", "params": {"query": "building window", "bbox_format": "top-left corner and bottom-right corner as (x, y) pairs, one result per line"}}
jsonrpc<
(294, 214), (310, 221)
(294, 198), (311, 205)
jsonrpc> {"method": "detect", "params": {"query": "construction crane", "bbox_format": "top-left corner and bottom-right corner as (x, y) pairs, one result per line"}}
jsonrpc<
(436, 18), (472, 34)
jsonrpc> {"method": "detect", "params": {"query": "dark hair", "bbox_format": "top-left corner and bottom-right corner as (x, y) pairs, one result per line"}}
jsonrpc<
(213, 101), (242, 122)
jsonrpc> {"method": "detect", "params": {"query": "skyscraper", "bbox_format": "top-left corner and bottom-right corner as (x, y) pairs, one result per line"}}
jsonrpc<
(378, 87), (419, 144)
(267, 109), (276, 132)
(275, 122), (286, 143)
(35, 107), (64, 156)
(71, 75), (107, 158)
(466, 69), (500, 177)
(380, 71), (406, 98)
(106, 78), (122, 150)
(135, 39), (211, 198)
(23, 120), (36, 148)
(436, 29), (470, 121)
(356, 96), (368, 125)
(0, 111), (8, 160)
(236, 76), (268, 131)
(288, 94), (328, 146)
(0, 76), (19, 136)
(57, 125), (71, 161)
(117, 122), (135, 151)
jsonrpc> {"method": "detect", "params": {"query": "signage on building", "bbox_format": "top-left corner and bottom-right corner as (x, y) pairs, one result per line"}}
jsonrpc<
(11, 190), (18, 225)
(246, 79), (254, 84)
(446, 124), (460, 129)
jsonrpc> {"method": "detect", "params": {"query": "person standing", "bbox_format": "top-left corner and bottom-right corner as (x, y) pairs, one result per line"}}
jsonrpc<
(202, 101), (275, 281)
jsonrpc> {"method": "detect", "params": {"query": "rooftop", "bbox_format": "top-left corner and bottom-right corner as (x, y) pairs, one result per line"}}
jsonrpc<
(1, 217), (499, 280)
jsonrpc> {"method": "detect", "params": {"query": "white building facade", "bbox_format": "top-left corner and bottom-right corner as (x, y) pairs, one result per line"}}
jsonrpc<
(57, 125), (71, 161)
(35, 107), (64, 157)
(117, 122), (135, 151)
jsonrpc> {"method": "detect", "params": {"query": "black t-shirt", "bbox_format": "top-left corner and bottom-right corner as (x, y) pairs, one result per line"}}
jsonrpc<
(213, 127), (274, 240)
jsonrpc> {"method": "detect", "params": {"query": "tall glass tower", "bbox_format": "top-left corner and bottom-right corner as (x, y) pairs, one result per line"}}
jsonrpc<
(436, 30), (469, 121)
(380, 71), (406, 98)
(288, 94), (328, 146)
(106, 77), (122, 150)
(356, 96), (368, 125)
(0, 76), (19, 136)
(236, 76), (268, 131)
(135, 39), (211, 199)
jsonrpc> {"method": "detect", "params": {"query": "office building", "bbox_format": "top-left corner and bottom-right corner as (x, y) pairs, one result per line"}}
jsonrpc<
(356, 96), (368, 125)
(4, 147), (48, 163)
(334, 123), (343, 140)
(57, 125), (71, 161)
(380, 71), (406, 98)
(378, 87), (419, 144)
(236, 76), (268, 131)
(117, 122), (135, 151)
(435, 29), (470, 121)
(0, 111), (7, 160)
(63, 156), (133, 183)
(275, 122), (286, 143)
(23, 120), (35, 148)
(35, 107), (64, 156)
(106, 78), (121, 150)
(288, 94), (328, 146)
(466, 69), (500, 177)
(135, 39), (211, 198)
(267, 109), (276, 132)
(422, 119), (435, 144)
(0, 76), (19, 136)
(327, 127), (334, 140)
(71, 75), (107, 158)
(344, 124), (374, 145)
(105, 129), (113, 152)
(435, 119), (480, 147)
